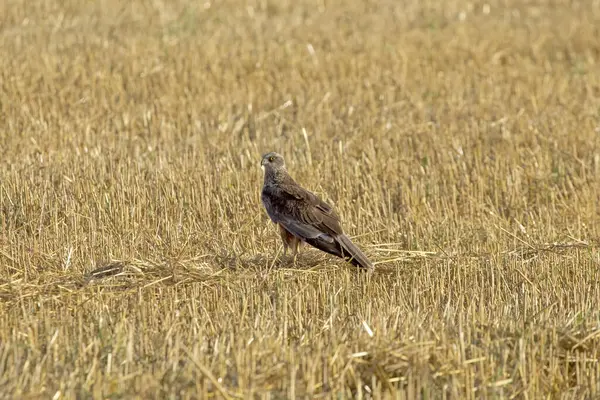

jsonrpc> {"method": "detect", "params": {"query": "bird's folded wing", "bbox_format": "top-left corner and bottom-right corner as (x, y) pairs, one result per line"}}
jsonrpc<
(277, 183), (343, 236)
(278, 217), (335, 243)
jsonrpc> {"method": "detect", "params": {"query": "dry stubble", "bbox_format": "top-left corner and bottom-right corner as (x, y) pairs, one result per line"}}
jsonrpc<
(1, 0), (600, 398)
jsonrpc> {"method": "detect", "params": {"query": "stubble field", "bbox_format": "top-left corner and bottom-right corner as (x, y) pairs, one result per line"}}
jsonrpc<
(1, 0), (600, 398)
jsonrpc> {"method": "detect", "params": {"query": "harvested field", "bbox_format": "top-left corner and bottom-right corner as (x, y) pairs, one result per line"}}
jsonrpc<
(1, 0), (600, 398)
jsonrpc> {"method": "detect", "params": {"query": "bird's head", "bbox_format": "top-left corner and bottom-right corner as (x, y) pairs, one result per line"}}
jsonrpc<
(261, 152), (285, 171)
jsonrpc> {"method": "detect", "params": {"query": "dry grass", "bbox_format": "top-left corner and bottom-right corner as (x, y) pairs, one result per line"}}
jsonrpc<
(1, 0), (600, 398)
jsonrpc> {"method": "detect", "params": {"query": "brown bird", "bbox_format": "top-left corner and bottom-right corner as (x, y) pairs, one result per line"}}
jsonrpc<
(260, 152), (373, 270)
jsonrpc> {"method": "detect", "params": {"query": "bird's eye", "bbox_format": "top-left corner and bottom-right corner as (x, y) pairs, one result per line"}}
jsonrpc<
(269, 156), (274, 162)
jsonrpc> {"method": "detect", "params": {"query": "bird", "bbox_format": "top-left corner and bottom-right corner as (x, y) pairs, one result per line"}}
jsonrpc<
(260, 152), (373, 270)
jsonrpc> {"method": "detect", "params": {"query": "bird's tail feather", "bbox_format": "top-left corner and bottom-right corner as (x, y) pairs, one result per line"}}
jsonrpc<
(337, 234), (373, 270)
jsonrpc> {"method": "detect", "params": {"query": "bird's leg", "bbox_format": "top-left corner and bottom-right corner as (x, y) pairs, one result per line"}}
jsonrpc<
(291, 237), (301, 265)
(278, 224), (289, 258)
(291, 242), (297, 264)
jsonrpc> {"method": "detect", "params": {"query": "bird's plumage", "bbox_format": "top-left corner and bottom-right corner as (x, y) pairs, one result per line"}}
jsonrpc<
(260, 152), (373, 270)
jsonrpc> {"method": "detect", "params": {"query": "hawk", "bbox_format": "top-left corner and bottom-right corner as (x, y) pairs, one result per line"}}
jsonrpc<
(260, 152), (373, 270)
